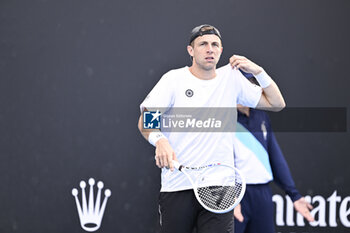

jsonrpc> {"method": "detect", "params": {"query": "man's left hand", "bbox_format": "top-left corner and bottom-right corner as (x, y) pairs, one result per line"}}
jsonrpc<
(229, 55), (263, 76)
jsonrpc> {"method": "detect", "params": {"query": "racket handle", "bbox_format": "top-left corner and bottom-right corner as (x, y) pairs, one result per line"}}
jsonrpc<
(172, 160), (181, 170)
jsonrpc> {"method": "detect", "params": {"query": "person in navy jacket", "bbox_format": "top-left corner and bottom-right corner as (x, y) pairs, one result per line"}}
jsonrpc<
(233, 72), (314, 233)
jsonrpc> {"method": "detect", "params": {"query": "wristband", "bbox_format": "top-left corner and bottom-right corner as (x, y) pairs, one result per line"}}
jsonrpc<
(254, 69), (272, 88)
(148, 131), (166, 147)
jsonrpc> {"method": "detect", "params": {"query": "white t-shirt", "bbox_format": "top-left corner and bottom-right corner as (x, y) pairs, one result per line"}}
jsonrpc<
(140, 64), (262, 192)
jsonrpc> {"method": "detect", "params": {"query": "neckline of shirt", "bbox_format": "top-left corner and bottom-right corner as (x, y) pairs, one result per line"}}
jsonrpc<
(184, 66), (222, 86)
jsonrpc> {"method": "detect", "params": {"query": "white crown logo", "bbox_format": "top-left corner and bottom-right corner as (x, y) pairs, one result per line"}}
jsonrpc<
(72, 178), (111, 232)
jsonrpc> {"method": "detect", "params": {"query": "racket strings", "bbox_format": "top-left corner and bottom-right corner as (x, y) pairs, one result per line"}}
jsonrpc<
(196, 178), (243, 211)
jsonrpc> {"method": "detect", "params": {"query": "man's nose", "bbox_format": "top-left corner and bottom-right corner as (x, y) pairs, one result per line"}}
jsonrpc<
(206, 45), (214, 53)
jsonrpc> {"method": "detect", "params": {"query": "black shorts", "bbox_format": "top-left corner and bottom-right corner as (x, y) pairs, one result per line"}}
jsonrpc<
(158, 190), (234, 233)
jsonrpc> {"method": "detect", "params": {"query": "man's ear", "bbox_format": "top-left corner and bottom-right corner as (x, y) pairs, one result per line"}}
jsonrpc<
(187, 45), (194, 57)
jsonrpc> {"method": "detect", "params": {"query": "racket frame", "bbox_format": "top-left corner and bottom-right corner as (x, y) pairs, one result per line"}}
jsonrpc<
(172, 160), (246, 214)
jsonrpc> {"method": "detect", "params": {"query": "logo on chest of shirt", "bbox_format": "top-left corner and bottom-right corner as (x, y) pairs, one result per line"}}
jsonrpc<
(185, 89), (194, 97)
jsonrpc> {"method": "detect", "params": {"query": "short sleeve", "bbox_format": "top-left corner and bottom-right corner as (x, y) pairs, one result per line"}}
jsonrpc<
(140, 72), (175, 113)
(236, 70), (262, 107)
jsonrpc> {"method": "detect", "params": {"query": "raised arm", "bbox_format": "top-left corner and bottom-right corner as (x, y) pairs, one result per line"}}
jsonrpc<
(229, 55), (286, 112)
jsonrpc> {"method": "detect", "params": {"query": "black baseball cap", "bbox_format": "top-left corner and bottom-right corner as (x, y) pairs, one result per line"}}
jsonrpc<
(189, 24), (222, 45)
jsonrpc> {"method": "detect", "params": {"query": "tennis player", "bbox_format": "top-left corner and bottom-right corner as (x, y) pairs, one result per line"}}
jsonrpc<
(233, 101), (314, 233)
(138, 24), (285, 233)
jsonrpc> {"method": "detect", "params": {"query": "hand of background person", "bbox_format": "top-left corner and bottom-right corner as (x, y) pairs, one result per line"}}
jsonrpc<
(233, 203), (244, 222)
(155, 138), (177, 171)
(229, 55), (263, 76)
(294, 197), (315, 222)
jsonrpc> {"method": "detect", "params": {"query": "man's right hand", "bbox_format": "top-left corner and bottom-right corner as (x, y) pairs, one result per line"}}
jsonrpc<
(155, 138), (177, 171)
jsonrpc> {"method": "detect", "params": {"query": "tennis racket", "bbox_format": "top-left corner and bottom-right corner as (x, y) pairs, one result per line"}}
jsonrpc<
(172, 160), (246, 214)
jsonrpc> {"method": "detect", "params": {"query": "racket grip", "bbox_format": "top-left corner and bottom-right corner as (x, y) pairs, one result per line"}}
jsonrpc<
(172, 160), (181, 170)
